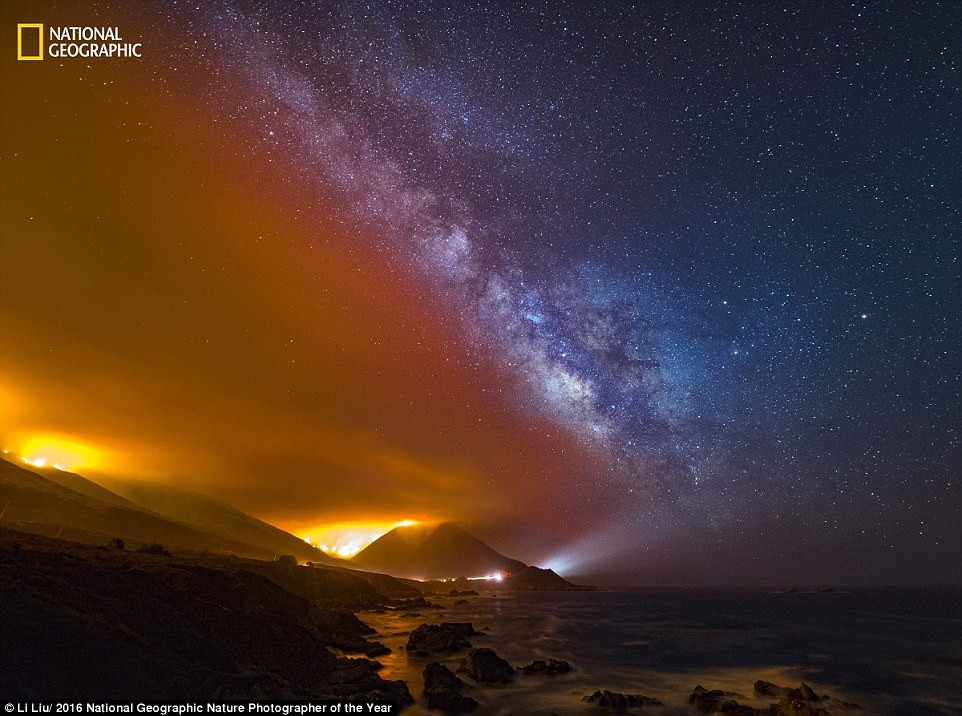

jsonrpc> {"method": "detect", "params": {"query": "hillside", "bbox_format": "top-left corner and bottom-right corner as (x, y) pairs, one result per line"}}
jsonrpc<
(97, 477), (343, 565)
(0, 528), (411, 701)
(0, 458), (281, 558)
(506, 565), (596, 591)
(352, 521), (527, 579)
(26, 465), (139, 509)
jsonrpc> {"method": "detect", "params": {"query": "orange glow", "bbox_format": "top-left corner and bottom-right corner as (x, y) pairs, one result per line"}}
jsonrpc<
(17, 435), (101, 473)
(299, 519), (423, 558)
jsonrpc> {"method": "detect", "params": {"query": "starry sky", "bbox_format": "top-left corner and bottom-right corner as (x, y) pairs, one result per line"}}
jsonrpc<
(1, 0), (959, 585)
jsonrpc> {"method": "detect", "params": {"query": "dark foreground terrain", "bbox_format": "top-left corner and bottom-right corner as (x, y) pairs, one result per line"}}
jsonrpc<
(0, 528), (412, 701)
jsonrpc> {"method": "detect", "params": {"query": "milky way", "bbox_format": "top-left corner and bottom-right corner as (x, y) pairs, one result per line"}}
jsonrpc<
(4, 0), (958, 583)
(176, 3), (958, 489)
(146, 0), (961, 579)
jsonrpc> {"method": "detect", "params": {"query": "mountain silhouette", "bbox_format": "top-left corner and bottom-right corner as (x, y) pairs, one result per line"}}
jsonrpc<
(351, 521), (526, 579)
(0, 458), (341, 564)
(96, 477), (342, 564)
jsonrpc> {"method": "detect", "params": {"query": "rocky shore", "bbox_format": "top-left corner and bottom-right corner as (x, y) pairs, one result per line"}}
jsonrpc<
(0, 528), (873, 713)
(0, 528), (411, 701)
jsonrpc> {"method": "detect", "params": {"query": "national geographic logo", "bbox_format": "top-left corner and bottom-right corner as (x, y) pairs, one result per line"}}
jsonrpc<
(17, 23), (142, 60)
(17, 23), (42, 60)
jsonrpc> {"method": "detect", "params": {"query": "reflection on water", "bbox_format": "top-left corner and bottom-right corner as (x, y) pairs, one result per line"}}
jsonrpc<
(357, 587), (962, 715)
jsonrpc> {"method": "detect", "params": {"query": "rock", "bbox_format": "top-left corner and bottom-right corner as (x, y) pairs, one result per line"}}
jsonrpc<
(391, 596), (446, 610)
(583, 689), (663, 709)
(425, 661), (469, 691)
(754, 681), (820, 702)
(766, 701), (831, 716)
(448, 589), (480, 597)
(423, 662), (478, 713)
(323, 657), (412, 704)
(753, 680), (859, 715)
(406, 624), (472, 655)
(505, 565), (596, 591)
(441, 622), (481, 637)
(0, 529), (412, 702)
(458, 647), (515, 684)
(364, 643), (391, 658)
(756, 681), (789, 699)
(689, 685), (744, 713)
(518, 658), (573, 676)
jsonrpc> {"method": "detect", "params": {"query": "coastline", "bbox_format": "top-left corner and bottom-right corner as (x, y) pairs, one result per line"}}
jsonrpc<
(3, 528), (960, 714)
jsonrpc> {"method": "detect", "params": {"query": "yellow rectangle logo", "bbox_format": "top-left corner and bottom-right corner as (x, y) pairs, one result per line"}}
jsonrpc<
(18, 23), (43, 60)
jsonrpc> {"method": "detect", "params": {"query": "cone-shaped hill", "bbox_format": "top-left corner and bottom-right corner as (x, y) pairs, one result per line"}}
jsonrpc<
(351, 522), (527, 580)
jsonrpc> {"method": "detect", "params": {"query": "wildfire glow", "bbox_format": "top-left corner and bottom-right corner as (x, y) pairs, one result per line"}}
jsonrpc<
(16, 436), (101, 473)
(300, 519), (423, 558)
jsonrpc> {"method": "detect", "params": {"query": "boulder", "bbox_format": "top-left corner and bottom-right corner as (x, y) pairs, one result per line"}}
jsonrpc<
(364, 643), (391, 658)
(583, 689), (663, 709)
(441, 622), (481, 637)
(458, 648), (515, 684)
(406, 624), (471, 655)
(518, 658), (572, 676)
(756, 681), (790, 699)
(753, 681), (858, 715)
(756, 681), (820, 702)
(423, 662), (478, 713)
(690, 685), (744, 713)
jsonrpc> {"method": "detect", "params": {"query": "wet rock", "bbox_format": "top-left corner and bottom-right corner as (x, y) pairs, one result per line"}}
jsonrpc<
(755, 681), (789, 699)
(753, 681), (855, 715)
(583, 689), (663, 710)
(755, 681), (819, 702)
(448, 589), (480, 597)
(458, 647), (515, 684)
(689, 685), (744, 713)
(406, 624), (472, 655)
(364, 643), (391, 658)
(518, 658), (573, 676)
(321, 657), (412, 704)
(423, 662), (478, 712)
(441, 622), (481, 637)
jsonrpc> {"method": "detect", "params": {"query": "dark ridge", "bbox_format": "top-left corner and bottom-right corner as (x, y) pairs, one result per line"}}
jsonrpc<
(352, 522), (527, 580)
(0, 527), (412, 702)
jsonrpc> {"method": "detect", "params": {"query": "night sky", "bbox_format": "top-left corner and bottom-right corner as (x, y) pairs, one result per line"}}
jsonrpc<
(1, 1), (959, 585)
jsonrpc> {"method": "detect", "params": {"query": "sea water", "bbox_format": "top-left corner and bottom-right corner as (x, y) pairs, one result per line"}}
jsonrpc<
(357, 587), (962, 715)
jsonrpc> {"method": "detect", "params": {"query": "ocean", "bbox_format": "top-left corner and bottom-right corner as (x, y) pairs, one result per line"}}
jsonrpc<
(357, 587), (962, 715)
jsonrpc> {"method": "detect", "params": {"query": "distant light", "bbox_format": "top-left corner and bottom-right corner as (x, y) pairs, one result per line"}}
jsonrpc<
(18, 436), (100, 472)
(304, 519), (424, 558)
